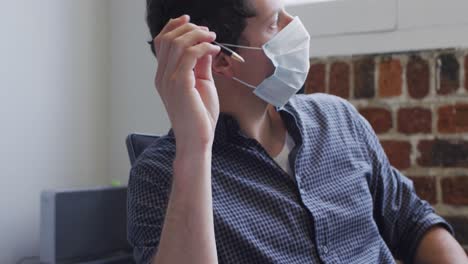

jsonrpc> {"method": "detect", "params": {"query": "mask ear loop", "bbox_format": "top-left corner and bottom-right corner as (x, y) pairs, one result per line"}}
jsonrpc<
(222, 43), (262, 90)
(232, 77), (256, 90)
(218, 43), (263, 50)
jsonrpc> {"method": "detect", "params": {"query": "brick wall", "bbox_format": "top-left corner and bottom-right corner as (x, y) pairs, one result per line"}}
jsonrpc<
(305, 49), (468, 255)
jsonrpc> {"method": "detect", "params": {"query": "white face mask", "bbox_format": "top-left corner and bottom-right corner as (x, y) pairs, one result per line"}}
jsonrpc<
(221, 17), (310, 109)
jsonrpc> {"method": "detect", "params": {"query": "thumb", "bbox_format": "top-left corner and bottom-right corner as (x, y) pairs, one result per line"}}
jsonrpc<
(194, 48), (219, 81)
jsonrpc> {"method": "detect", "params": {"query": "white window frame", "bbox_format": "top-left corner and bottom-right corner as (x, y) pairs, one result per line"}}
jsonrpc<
(398, 0), (468, 30)
(285, 0), (398, 37)
(285, 0), (468, 57)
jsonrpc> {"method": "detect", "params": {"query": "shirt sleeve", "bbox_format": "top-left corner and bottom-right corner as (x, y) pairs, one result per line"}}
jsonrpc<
(127, 161), (172, 264)
(350, 106), (455, 263)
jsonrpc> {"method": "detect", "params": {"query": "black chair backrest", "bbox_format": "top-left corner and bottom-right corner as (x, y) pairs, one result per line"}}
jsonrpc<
(125, 133), (160, 166)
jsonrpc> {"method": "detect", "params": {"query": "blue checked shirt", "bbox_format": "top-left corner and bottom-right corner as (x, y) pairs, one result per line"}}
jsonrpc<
(127, 93), (453, 264)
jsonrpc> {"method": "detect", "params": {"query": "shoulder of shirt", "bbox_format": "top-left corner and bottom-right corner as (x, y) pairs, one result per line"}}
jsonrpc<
(290, 93), (360, 123)
(290, 93), (375, 157)
(129, 133), (176, 178)
(291, 93), (378, 153)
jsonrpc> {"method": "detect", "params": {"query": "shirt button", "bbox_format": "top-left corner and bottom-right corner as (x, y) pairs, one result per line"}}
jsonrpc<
(322, 245), (329, 254)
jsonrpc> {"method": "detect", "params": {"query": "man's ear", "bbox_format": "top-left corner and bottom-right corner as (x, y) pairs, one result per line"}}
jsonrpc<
(212, 52), (234, 78)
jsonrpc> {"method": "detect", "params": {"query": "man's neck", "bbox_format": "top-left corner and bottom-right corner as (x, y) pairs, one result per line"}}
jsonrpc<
(229, 102), (287, 157)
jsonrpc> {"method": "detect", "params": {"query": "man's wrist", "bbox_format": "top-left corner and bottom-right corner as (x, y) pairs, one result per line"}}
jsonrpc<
(175, 131), (214, 155)
(175, 142), (212, 158)
(173, 144), (212, 180)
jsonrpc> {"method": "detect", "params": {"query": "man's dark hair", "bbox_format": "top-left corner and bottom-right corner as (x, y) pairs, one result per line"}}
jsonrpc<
(146, 0), (256, 56)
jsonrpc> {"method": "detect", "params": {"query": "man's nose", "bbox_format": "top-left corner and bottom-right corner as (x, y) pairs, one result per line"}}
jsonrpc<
(282, 10), (294, 28)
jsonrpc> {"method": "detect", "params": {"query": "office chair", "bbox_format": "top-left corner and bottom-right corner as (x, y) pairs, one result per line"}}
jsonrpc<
(125, 133), (160, 166)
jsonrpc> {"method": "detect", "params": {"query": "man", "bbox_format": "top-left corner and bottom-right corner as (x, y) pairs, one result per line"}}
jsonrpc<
(127, 0), (468, 263)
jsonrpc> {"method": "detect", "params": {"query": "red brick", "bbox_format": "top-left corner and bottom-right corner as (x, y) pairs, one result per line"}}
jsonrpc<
(305, 63), (326, 94)
(359, 107), (392, 134)
(381, 140), (412, 170)
(465, 55), (468, 92)
(442, 177), (468, 205)
(329, 62), (350, 99)
(407, 56), (430, 99)
(417, 139), (468, 167)
(408, 176), (437, 204)
(438, 104), (468, 133)
(379, 59), (402, 97)
(397, 107), (432, 134)
(437, 54), (459, 95)
(354, 57), (375, 99)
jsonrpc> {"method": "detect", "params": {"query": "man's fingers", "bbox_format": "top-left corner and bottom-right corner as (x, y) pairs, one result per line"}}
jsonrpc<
(154, 16), (190, 87)
(156, 15), (189, 41)
(164, 23), (204, 43)
(155, 21), (208, 89)
(158, 24), (207, 78)
(194, 53), (217, 82)
(160, 24), (209, 62)
(163, 29), (217, 82)
(176, 43), (221, 81)
(154, 15), (189, 54)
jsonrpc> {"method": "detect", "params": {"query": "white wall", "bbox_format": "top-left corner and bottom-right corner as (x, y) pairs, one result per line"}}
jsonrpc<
(0, 0), (110, 263)
(286, 0), (468, 57)
(108, 0), (170, 185)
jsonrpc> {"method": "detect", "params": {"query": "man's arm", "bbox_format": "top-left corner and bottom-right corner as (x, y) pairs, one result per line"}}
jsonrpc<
(143, 14), (221, 264)
(153, 148), (217, 264)
(343, 99), (464, 263)
(414, 226), (468, 264)
(127, 146), (218, 264)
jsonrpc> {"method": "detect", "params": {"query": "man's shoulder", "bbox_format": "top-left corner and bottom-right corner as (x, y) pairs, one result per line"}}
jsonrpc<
(130, 134), (176, 178)
(292, 92), (355, 110)
(291, 93), (359, 123)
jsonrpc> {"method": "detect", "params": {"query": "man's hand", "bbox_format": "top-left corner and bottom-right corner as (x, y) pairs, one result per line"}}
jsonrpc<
(153, 15), (221, 153)
(414, 226), (468, 264)
(148, 15), (220, 264)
